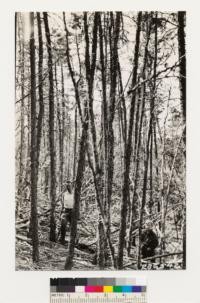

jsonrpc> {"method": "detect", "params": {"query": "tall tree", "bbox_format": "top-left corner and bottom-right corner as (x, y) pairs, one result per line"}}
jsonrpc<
(177, 11), (186, 269)
(107, 12), (121, 221)
(85, 12), (117, 269)
(117, 12), (142, 269)
(137, 12), (158, 269)
(177, 11), (186, 125)
(98, 13), (109, 267)
(29, 12), (39, 262)
(84, 12), (104, 268)
(127, 14), (152, 255)
(63, 12), (89, 269)
(149, 12), (158, 214)
(16, 14), (25, 216)
(36, 12), (44, 174)
(60, 62), (65, 201)
(43, 12), (57, 242)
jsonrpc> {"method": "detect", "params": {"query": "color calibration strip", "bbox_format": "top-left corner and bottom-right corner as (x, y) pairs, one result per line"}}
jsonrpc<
(50, 278), (147, 303)
(51, 285), (146, 293)
(50, 278), (146, 293)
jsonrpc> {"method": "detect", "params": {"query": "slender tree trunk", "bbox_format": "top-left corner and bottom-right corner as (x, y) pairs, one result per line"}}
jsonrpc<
(67, 116), (71, 179)
(87, 147), (116, 268)
(29, 12), (39, 262)
(98, 13), (108, 210)
(98, 13), (110, 268)
(182, 203), (186, 269)
(127, 16), (152, 255)
(60, 62), (65, 203)
(106, 12), (121, 238)
(137, 12), (158, 269)
(118, 61), (127, 146)
(160, 92), (170, 252)
(36, 13), (44, 171)
(177, 11), (186, 124)
(149, 13), (158, 215)
(43, 12), (57, 242)
(153, 121), (159, 176)
(25, 94), (31, 199)
(117, 12), (142, 269)
(64, 118), (89, 269)
(137, 117), (152, 269)
(149, 128), (153, 213)
(54, 62), (62, 192)
(17, 26), (25, 216)
(133, 87), (141, 164)
(84, 12), (107, 269)
(177, 12), (186, 267)
(63, 12), (89, 269)
(73, 106), (78, 181)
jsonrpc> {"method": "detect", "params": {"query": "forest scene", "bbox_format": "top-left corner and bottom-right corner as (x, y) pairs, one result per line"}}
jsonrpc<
(15, 11), (186, 270)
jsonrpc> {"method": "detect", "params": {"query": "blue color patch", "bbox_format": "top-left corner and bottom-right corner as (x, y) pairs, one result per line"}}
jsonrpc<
(121, 286), (133, 292)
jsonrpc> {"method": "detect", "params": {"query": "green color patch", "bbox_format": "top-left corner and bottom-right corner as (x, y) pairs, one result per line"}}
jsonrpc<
(113, 286), (123, 292)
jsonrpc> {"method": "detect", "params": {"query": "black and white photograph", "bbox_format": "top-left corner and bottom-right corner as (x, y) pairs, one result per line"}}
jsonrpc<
(15, 11), (186, 270)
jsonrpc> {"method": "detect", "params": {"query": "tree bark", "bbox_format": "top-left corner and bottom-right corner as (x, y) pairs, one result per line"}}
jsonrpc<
(54, 62), (63, 199)
(64, 118), (88, 269)
(29, 12), (39, 262)
(137, 12), (158, 269)
(149, 13), (158, 215)
(43, 12), (57, 242)
(73, 106), (78, 181)
(126, 16), (152, 255)
(36, 13), (44, 173)
(84, 12), (105, 268)
(177, 13), (186, 267)
(117, 12), (142, 269)
(16, 15), (25, 216)
(63, 12), (89, 269)
(106, 12), (121, 240)
(61, 62), (65, 193)
(177, 11), (186, 124)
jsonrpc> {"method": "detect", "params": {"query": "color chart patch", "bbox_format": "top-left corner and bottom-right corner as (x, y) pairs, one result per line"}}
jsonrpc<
(50, 278), (147, 303)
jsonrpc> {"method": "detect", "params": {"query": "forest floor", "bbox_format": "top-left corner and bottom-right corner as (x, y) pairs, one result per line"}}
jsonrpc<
(16, 224), (137, 271)
(16, 195), (183, 270)
(16, 224), (183, 271)
(16, 211), (99, 270)
(16, 236), (97, 271)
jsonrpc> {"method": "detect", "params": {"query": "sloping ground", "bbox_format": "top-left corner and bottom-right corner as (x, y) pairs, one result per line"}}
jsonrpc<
(15, 233), (183, 271)
(15, 223), (137, 270)
(16, 238), (97, 270)
(15, 196), (183, 270)
(16, 218), (99, 270)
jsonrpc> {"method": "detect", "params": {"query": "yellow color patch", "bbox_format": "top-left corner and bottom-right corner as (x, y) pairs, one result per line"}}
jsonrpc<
(103, 286), (113, 293)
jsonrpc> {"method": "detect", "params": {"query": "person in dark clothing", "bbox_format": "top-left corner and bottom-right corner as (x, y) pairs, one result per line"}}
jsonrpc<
(141, 228), (159, 259)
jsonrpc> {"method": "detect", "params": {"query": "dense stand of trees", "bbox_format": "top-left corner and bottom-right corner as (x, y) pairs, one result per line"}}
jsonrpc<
(15, 11), (186, 270)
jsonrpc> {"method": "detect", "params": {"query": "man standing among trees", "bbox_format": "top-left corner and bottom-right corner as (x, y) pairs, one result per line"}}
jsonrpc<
(59, 182), (74, 245)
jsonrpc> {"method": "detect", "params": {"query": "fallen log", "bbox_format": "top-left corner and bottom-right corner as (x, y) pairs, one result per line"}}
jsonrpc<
(142, 251), (183, 262)
(123, 252), (183, 269)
